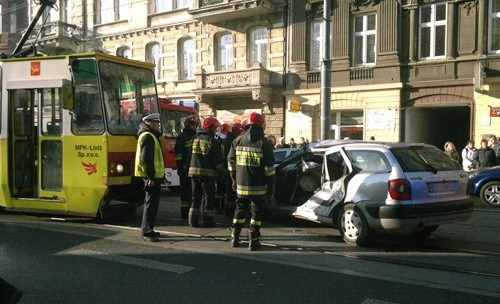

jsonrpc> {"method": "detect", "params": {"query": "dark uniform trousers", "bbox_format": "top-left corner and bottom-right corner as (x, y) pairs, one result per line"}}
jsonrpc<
(178, 168), (192, 216)
(233, 195), (266, 233)
(141, 177), (162, 236)
(190, 175), (216, 226)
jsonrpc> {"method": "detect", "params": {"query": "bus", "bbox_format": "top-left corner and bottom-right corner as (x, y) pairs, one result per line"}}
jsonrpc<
(0, 52), (160, 219)
(159, 97), (198, 187)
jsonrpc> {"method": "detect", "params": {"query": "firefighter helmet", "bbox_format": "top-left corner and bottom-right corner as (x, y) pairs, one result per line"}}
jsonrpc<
(248, 112), (266, 129)
(230, 123), (244, 137)
(184, 115), (199, 126)
(202, 116), (221, 132)
(220, 123), (230, 135)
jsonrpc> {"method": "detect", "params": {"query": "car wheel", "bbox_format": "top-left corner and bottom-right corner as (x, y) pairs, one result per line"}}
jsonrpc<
(480, 181), (500, 207)
(337, 203), (371, 246)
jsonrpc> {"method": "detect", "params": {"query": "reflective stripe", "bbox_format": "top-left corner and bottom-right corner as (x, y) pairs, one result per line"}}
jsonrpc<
(189, 208), (200, 215)
(181, 201), (191, 207)
(250, 219), (262, 226)
(233, 218), (246, 224)
(188, 167), (217, 176)
(192, 138), (212, 155)
(235, 149), (263, 167)
(237, 189), (267, 196)
(228, 163), (235, 172)
(175, 155), (182, 161)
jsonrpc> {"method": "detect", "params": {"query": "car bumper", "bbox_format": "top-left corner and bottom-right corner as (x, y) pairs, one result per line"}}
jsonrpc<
(362, 199), (474, 230)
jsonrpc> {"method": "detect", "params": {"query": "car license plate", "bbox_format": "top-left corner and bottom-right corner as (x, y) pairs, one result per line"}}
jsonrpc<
(427, 181), (454, 193)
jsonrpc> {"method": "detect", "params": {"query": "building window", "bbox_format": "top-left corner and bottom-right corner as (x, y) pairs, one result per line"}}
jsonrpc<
(117, 47), (131, 59)
(310, 20), (323, 71)
(98, 0), (128, 24)
(176, 0), (189, 9)
(155, 0), (172, 13)
(8, 0), (16, 33)
(249, 27), (268, 68)
(62, 0), (71, 23)
(147, 43), (161, 80)
(217, 33), (233, 71)
(331, 110), (364, 140)
(353, 14), (376, 66)
(180, 39), (195, 80)
(419, 3), (446, 60)
(489, 0), (500, 54)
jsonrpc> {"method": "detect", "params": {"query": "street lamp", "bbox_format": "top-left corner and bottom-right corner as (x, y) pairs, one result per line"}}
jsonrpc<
(320, 0), (332, 140)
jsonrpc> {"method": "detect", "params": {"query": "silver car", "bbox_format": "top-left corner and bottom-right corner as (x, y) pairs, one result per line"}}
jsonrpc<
(274, 140), (473, 245)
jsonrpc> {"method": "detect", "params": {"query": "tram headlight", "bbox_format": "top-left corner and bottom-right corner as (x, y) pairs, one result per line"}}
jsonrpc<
(109, 161), (130, 176)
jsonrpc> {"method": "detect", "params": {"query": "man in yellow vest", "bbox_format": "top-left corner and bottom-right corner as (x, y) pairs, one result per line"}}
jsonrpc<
(135, 113), (165, 242)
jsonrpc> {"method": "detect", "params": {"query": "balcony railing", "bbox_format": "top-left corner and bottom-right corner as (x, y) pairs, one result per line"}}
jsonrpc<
(198, 66), (276, 89)
(189, 0), (284, 23)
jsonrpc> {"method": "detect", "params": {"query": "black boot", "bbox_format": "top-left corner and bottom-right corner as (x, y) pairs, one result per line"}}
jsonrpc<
(188, 210), (199, 227)
(248, 231), (261, 251)
(231, 227), (241, 247)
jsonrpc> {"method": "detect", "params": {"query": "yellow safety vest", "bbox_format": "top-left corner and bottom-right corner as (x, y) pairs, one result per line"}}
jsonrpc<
(135, 132), (165, 178)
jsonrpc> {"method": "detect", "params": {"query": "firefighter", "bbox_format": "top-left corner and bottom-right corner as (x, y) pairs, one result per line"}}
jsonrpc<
(221, 122), (245, 218)
(228, 113), (275, 250)
(188, 116), (224, 228)
(215, 123), (230, 213)
(174, 114), (199, 219)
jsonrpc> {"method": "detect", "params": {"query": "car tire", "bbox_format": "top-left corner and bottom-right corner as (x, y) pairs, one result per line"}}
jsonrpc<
(479, 181), (500, 207)
(337, 203), (371, 246)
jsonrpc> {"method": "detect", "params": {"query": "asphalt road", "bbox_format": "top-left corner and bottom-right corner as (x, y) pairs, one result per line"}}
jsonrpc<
(1, 193), (499, 303)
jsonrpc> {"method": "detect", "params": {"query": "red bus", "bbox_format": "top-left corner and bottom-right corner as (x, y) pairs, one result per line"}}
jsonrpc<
(159, 97), (198, 187)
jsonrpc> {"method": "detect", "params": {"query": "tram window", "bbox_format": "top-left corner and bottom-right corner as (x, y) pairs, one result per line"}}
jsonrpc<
(41, 140), (62, 191)
(41, 88), (62, 136)
(72, 88), (104, 134)
(13, 90), (33, 137)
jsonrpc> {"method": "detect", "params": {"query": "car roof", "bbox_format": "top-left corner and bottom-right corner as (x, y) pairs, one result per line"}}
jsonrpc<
(310, 139), (436, 153)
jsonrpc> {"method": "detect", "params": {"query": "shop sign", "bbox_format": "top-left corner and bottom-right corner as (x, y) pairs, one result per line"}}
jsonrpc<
(490, 107), (500, 117)
(287, 100), (301, 113)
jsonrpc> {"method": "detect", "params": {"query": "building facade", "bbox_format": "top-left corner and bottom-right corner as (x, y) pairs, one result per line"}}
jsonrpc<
(1, 0), (499, 148)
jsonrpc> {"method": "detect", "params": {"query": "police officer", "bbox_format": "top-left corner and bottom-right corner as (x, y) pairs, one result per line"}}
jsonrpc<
(188, 117), (224, 228)
(174, 115), (199, 219)
(135, 113), (165, 242)
(221, 122), (244, 218)
(228, 113), (275, 250)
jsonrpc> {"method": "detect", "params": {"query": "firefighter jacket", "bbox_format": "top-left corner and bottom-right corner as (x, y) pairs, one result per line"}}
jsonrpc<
(174, 127), (197, 170)
(135, 124), (165, 179)
(221, 133), (237, 170)
(188, 130), (224, 177)
(228, 125), (275, 197)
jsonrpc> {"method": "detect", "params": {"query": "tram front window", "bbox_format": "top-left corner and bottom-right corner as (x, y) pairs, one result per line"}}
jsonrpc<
(99, 61), (158, 135)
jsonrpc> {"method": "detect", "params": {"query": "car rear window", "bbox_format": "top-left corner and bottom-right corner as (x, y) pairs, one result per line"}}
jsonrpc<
(391, 147), (463, 172)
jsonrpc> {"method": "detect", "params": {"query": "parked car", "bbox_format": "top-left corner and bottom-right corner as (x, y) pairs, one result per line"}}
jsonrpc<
(468, 166), (500, 207)
(272, 140), (473, 246)
(273, 148), (299, 165)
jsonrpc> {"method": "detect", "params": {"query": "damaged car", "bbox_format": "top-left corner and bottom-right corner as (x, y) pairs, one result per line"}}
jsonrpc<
(272, 140), (474, 246)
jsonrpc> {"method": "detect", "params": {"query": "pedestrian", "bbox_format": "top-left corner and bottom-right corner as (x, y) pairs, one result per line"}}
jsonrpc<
(289, 137), (297, 148)
(298, 137), (307, 147)
(0, 276), (23, 304)
(488, 135), (500, 165)
(461, 140), (478, 171)
(477, 139), (496, 167)
(266, 135), (277, 148)
(228, 113), (275, 250)
(369, 136), (375, 141)
(444, 141), (460, 163)
(275, 137), (289, 149)
(135, 113), (165, 242)
(222, 122), (245, 218)
(188, 117), (224, 228)
(174, 114), (199, 219)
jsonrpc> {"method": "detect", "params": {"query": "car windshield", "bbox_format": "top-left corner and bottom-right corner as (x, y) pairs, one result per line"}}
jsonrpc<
(391, 147), (463, 172)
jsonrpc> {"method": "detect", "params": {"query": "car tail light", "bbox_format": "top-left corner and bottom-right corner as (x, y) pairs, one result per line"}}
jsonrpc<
(389, 178), (411, 200)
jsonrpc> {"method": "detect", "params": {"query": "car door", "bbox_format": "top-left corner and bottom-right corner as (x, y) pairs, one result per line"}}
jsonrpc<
(293, 146), (353, 224)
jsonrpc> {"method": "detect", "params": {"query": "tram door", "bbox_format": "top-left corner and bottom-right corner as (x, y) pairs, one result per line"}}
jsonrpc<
(9, 88), (63, 198)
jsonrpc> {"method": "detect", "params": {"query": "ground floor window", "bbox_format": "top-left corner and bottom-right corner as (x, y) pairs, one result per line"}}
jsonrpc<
(331, 110), (364, 140)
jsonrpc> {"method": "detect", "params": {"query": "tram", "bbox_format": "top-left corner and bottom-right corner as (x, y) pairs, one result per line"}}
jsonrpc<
(0, 52), (159, 219)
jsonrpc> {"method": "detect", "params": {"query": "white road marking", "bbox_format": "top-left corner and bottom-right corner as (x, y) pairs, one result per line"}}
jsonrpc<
(361, 299), (399, 304)
(57, 249), (194, 274)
